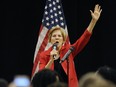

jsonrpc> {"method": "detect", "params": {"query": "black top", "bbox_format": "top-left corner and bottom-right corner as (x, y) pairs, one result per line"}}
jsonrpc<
(54, 58), (68, 83)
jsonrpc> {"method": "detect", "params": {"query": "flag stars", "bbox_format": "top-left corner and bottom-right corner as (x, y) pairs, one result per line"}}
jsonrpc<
(51, 21), (54, 24)
(55, 19), (58, 22)
(42, 0), (66, 29)
(49, 4), (52, 7)
(50, 9), (53, 13)
(58, 5), (61, 9)
(48, 0), (51, 2)
(53, 7), (56, 11)
(46, 17), (49, 20)
(45, 11), (48, 15)
(46, 23), (50, 26)
(54, 13), (58, 16)
(59, 11), (62, 14)
(50, 15), (53, 18)
(45, 6), (47, 9)
(60, 17), (63, 20)
(53, 1), (56, 5)
(56, 0), (59, 3)
(61, 22), (64, 26)
(42, 19), (44, 22)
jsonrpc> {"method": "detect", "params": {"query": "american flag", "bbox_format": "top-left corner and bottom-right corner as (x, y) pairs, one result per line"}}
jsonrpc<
(31, 0), (70, 78)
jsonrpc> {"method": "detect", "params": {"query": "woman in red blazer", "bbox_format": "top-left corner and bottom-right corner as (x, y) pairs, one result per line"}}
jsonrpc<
(38, 4), (102, 87)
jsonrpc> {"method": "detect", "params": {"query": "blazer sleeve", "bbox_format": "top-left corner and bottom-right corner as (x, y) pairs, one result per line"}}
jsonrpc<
(39, 52), (49, 71)
(72, 29), (92, 58)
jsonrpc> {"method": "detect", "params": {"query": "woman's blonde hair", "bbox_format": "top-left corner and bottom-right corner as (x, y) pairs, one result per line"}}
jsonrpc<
(48, 26), (67, 43)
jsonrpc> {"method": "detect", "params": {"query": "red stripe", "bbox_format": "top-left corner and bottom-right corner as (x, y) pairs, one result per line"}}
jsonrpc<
(32, 27), (49, 77)
(39, 31), (49, 53)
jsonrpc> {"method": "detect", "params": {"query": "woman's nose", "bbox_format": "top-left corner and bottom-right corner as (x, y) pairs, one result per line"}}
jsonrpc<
(55, 35), (59, 39)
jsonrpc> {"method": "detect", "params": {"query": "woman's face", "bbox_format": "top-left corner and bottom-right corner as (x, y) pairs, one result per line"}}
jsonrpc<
(50, 29), (64, 49)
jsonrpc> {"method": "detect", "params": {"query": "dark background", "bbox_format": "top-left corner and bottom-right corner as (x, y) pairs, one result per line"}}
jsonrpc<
(1, 0), (116, 82)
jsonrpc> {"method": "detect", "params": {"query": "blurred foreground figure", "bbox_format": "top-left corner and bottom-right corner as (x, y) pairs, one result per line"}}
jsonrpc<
(32, 69), (60, 87)
(79, 72), (116, 87)
(8, 75), (31, 87)
(47, 82), (68, 87)
(0, 78), (8, 87)
(96, 66), (116, 84)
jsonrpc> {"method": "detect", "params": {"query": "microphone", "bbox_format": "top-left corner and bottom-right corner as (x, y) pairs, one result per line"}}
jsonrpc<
(52, 42), (58, 59)
(52, 42), (58, 50)
(59, 46), (75, 63)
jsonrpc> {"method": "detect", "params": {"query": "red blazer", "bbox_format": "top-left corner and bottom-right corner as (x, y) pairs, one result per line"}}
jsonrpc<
(39, 30), (92, 87)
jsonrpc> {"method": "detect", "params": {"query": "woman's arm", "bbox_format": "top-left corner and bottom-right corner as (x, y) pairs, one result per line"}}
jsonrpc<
(87, 4), (102, 33)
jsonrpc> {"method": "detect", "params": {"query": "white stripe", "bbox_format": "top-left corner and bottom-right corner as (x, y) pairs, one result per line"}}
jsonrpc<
(33, 27), (48, 62)
(31, 61), (40, 80)
(45, 43), (52, 50)
(65, 26), (68, 35)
